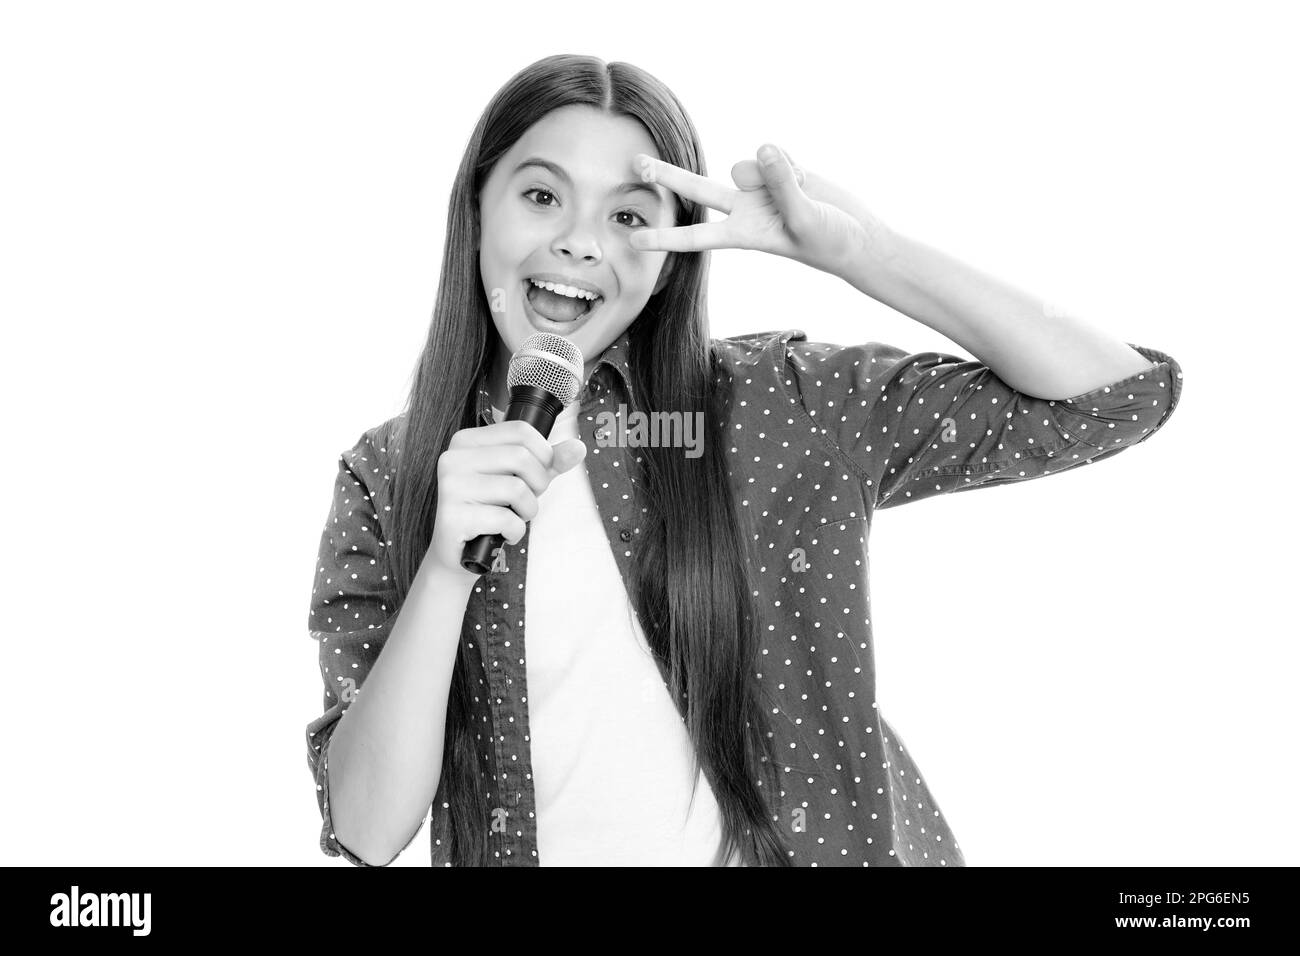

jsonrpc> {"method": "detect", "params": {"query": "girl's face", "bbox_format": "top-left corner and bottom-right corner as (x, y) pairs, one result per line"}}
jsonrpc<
(477, 104), (679, 403)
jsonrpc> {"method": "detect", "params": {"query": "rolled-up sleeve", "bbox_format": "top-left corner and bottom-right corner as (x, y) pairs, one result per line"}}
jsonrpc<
(305, 428), (422, 866)
(784, 338), (1182, 510)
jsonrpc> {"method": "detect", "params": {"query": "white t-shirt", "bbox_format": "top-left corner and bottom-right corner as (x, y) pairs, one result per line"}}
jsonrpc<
(491, 400), (741, 866)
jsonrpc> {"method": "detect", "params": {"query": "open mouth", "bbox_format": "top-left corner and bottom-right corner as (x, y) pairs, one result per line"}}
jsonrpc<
(522, 278), (604, 324)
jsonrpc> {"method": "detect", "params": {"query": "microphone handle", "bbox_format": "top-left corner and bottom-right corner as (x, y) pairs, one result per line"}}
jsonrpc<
(460, 385), (565, 575)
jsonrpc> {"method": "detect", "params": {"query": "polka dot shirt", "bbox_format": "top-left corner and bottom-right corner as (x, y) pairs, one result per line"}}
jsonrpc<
(306, 328), (1183, 866)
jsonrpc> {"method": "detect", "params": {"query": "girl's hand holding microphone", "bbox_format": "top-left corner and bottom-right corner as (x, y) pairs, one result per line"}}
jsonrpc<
(427, 419), (587, 580)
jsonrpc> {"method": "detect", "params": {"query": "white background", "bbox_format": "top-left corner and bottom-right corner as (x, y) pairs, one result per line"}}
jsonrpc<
(4, 0), (1295, 866)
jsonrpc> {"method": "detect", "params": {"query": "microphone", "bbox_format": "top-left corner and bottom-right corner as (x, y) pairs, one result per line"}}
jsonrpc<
(460, 332), (585, 575)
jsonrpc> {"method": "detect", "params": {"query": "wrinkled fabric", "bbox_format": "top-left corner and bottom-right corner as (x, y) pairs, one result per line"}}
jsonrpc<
(305, 327), (1183, 866)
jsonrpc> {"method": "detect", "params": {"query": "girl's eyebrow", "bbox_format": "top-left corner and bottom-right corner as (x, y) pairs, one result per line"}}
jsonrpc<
(512, 156), (666, 207)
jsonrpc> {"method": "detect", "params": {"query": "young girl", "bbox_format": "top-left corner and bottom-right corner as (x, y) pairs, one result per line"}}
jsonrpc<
(305, 54), (1182, 867)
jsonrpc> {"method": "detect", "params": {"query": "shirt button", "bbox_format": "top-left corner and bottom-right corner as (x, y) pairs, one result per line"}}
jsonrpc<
(619, 529), (632, 542)
(594, 428), (607, 440)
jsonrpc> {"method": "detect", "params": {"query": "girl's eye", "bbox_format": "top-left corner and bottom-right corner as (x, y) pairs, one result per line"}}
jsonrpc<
(524, 187), (557, 207)
(615, 210), (649, 228)
(523, 188), (648, 229)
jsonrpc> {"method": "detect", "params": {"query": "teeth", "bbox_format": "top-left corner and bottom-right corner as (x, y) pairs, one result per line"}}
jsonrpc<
(528, 277), (599, 301)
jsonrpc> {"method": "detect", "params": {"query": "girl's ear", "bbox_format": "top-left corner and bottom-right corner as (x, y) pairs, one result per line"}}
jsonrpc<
(652, 252), (677, 296)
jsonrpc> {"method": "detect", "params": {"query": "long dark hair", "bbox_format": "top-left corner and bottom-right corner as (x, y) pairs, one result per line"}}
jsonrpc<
(389, 54), (790, 866)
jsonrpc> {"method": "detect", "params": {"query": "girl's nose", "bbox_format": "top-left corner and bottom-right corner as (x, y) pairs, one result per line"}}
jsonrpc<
(552, 230), (601, 263)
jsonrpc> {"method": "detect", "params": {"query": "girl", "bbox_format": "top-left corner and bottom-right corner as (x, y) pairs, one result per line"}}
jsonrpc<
(305, 54), (1182, 867)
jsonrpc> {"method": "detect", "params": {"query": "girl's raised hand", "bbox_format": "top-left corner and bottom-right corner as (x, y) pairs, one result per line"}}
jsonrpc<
(629, 145), (895, 280)
(427, 420), (587, 581)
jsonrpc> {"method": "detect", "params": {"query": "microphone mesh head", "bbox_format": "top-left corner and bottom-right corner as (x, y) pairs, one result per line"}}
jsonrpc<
(506, 332), (585, 406)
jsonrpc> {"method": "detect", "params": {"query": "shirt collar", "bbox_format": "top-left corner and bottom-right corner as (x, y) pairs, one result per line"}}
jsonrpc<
(475, 329), (635, 425)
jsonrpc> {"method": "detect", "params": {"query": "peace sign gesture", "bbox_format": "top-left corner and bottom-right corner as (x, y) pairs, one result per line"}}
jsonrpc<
(629, 144), (894, 281)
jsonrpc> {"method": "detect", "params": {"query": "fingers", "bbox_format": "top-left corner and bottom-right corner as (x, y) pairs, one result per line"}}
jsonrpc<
(442, 444), (550, 495)
(450, 419), (555, 470)
(461, 503), (528, 547)
(766, 145), (805, 185)
(441, 427), (587, 499)
(757, 144), (815, 233)
(549, 438), (587, 476)
(632, 153), (735, 215)
(631, 220), (735, 253)
(729, 159), (766, 191)
(466, 473), (540, 523)
(445, 441), (585, 545)
(769, 145), (800, 184)
(731, 156), (805, 191)
(759, 143), (802, 188)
